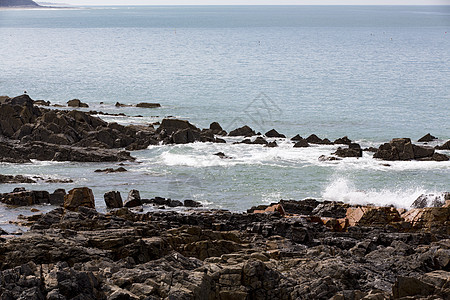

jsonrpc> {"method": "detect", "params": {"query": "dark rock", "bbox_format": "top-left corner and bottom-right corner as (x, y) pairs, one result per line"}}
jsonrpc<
(33, 100), (50, 106)
(49, 189), (66, 206)
(418, 133), (438, 143)
(157, 118), (199, 136)
(334, 136), (352, 145)
(413, 144), (435, 159)
(266, 141), (278, 147)
(0, 174), (36, 184)
(291, 134), (303, 141)
(214, 152), (232, 159)
(115, 102), (132, 107)
(67, 99), (89, 108)
(136, 102), (161, 108)
(63, 187), (95, 211)
(172, 128), (201, 144)
(321, 138), (333, 145)
(305, 134), (323, 144)
(293, 139), (309, 148)
(432, 153), (449, 161)
(374, 138), (415, 161)
(252, 136), (268, 145)
(435, 140), (450, 150)
(124, 190), (142, 208)
(209, 122), (227, 135)
(265, 129), (286, 138)
(318, 155), (341, 161)
(104, 191), (123, 209)
(334, 144), (362, 158)
(184, 199), (202, 208)
(411, 194), (447, 208)
(363, 147), (379, 152)
(94, 167), (128, 173)
(228, 125), (256, 137)
(0, 190), (50, 206)
(167, 199), (183, 207)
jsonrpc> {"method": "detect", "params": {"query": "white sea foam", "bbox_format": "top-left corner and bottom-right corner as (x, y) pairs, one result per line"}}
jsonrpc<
(322, 177), (441, 209)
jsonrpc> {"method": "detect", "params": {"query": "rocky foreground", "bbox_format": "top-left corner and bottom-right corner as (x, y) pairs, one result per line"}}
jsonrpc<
(0, 187), (449, 299)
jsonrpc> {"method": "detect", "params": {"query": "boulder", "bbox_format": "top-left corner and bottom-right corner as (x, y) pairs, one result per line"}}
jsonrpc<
(0, 174), (35, 184)
(228, 125), (256, 137)
(291, 134), (303, 141)
(334, 136), (352, 145)
(252, 137), (268, 145)
(346, 206), (403, 227)
(184, 199), (202, 208)
(374, 138), (415, 161)
(412, 144), (434, 159)
(334, 144), (362, 158)
(401, 206), (450, 234)
(432, 153), (449, 161)
(264, 129), (286, 138)
(209, 122), (227, 135)
(104, 191), (123, 209)
(124, 190), (142, 208)
(49, 189), (66, 206)
(136, 102), (161, 108)
(306, 134), (323, 144)
(411, 193), (447, 209)
(418, 133), (437, 143)
(94, 167), (127, 173)
(63, 187), (95, 211)
(67, 99), (89, 108)
(266, 141), (278, 147)
(157, 118), (199, 135)
(33, 100), (50, 106)
(172, 128), (201, 144)
(0, 190), (50, 206)
(435, 140), (450, 150)
(293, 139), (309, 148)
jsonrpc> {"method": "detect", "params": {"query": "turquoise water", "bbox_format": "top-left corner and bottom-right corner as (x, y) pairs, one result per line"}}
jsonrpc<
(0, 6), (449, 230)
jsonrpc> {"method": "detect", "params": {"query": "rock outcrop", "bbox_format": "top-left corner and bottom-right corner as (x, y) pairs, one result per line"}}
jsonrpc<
(374, 138), (448, 161)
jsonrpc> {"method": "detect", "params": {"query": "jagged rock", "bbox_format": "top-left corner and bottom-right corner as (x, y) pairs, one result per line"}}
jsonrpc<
(172, 128), (201, 144)
(411, 193), (447, 208)
(209, 122), (227, 135)
(266, 141), (278, 147)
(432, 153), (449, 161)
(0, 190), (50, 206)
(0, 174), (35, 184)
(401, 206), (450, 234)
(413, 144), (435, 159)
(63, 187), (95, 211)
(293, 139), (309, 148)
(157, 118), (199, 136)
(334, 143), (362, 158)
(124, 190), (142, 208)
(374, 138), (415, 161)
(228, 125), (256, 137)
(306, 134), (323, 144)
(334, 136), (352, 145)
(104, 191), (123, 209)
(435, 140), (450, 150)
(346, 206), (403, 227)
(265, 129), (286, 138)
(252, 136), (268, 145)
(136, 102), (161, 108)
(291, 134), (303, 141)
(67, 99), (89, 108)
(418, 133), (438, 143)
(49, 189), (66, 206)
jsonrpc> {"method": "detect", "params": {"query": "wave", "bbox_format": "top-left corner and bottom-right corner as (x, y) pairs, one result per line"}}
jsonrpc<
(322, 177), (445, 209)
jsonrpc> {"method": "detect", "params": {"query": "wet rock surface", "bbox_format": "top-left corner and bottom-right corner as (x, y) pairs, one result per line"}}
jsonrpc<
(1, 197), (448, 299)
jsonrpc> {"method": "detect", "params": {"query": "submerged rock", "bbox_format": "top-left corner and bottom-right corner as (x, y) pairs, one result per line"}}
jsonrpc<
(136, 102), (161, 108)
(0, 174), (36, 184)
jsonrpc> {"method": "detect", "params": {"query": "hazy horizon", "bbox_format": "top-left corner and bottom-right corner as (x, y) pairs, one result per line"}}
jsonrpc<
(37, 0), (450, 6)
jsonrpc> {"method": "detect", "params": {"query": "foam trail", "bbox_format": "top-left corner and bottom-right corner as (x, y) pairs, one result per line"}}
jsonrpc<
(322, 178), (432, 209)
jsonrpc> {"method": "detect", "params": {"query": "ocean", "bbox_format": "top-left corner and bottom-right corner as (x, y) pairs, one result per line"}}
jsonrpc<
(0, 5), (449, 232)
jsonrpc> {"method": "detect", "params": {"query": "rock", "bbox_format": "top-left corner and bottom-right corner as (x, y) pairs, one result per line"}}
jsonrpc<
(172, 128), (201, 144)
(318, 155), (341, 161)
(214, 152), (232, 159)
(63, 187), (95, 211)
(334, 144), (362, 158)
(401, 206), (450, 234)
(124, 190), (142, 208)
(104, 191), (123, 209)
(435, 140), (450, 150)
(418, 133), (438, 143)
(167, 199), (183, 207)
(94, 167), (127, 173)
(363, 147), (379, 152)
(306, 134), (323, 144)
(49, 189), (66, 206)
(374, 138), (415, 161)
(115, 102), (132, 107)
(411, 193), (447, 208)
(157, 118), (199, 136)
(67, 99), (89, 108)
(0, 190), (50, 206)
(252, 136), (268, 145)
(0, 174), (36, 184)
(291, 134), (303, 141)
(432, 153), (449, 161)
(253, 204), (285, 215)
(346, 206), (403, 227)
(228, 125), (256, 137)
(209, 122), (227, 135)
(392, 276), (436, 298)
(265, 129), (286, 138)
(293, 139), (309, 148)
(184, 199), (202, 208)
(413, 144), (435, 159)
(334, 136), (352, 145)
(136, 102), (161, 108)
(265, 141), (278, 147)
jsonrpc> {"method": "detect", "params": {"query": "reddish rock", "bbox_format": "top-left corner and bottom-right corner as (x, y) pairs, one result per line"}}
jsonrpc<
(63, 187), (95, 211)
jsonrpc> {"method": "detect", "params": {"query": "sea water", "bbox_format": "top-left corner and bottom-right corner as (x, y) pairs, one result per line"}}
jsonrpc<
(0, 6), (449, 231)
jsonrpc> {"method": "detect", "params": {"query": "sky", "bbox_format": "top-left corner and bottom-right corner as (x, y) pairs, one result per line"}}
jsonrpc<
(41, 0), (450, 6)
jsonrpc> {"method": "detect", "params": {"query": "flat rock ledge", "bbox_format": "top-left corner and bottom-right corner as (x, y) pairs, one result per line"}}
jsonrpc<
(1, 198), (449, 299)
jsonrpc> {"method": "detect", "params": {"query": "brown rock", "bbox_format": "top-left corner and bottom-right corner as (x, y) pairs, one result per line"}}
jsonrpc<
(67, 99), (89, 108)
(63, 187), (95, 211)
(136, 102), (161, 108)
(104, 191), (123, 209)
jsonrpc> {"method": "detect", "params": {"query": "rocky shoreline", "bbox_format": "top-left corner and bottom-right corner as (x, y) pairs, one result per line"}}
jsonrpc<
(0, 187), (449, 299)
(1, 94), (449, 164)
